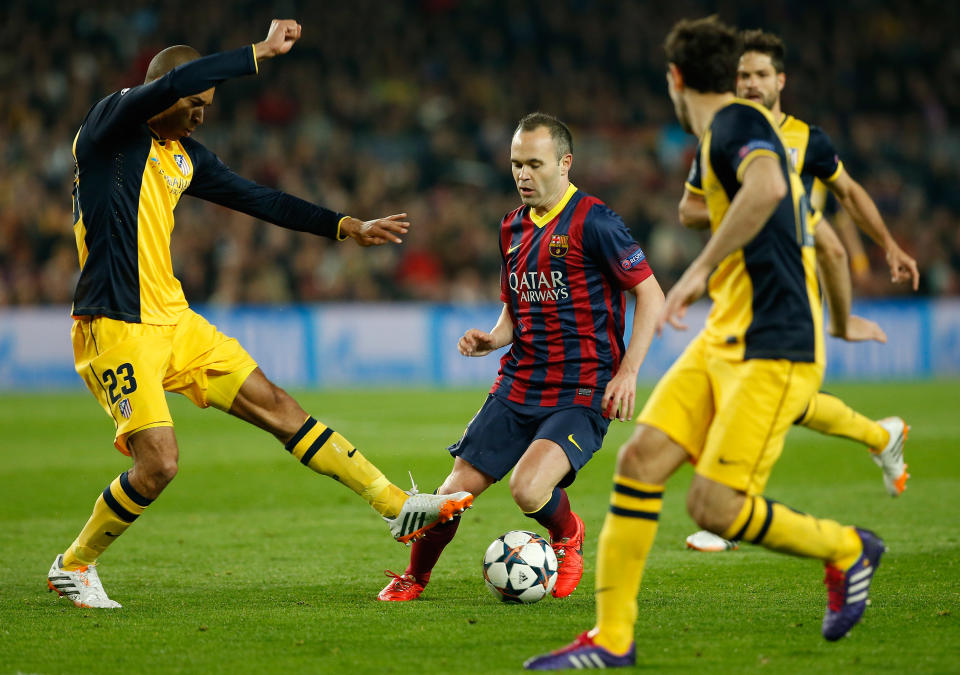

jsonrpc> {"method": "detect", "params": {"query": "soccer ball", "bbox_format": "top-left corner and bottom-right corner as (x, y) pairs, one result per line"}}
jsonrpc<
(482, 530), (558, 603)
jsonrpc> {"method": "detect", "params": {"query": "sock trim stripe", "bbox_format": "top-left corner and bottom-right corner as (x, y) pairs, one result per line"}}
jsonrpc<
(300, 427), (334, 466)
(613, 483), (664, 499)
(750, 498), (775, 545)
(729, 497), (756, 542)
(524, 487), (561, 517)
(285, 417), (318, 452)
(610, 495), (661, 513)
(119, 471), (152, 507)
(610, 505), (660, 520)
(101, 488), (138, 523)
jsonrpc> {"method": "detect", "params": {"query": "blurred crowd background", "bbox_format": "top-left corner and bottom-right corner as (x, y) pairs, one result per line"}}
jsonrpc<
(2, 0), (958, 307)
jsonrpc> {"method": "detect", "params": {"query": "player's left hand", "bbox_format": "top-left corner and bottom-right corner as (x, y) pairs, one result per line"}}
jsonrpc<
(340, 214), (410, 246)
(601, 369), (638, 421)
(829, 314), (888, 344)
(885, 244), (919, 291)
(657, 266), (708, 336)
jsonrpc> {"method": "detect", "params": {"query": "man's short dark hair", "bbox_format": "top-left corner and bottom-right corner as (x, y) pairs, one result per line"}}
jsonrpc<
(515, 112), (573, 159)
(145, 45), (202, 83)
(664, 16), (742, 94)
(741, 29), (787, 73)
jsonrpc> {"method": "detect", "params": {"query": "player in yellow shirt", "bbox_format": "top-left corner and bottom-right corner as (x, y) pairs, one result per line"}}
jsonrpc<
(680, 29), (911, 551)
(526, 17), (885, 669)
(46, 19), (472, 610)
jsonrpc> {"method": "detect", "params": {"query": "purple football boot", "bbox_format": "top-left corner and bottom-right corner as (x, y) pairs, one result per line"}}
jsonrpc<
(822, 528), (886, 641)
(524, 631), (635, 670)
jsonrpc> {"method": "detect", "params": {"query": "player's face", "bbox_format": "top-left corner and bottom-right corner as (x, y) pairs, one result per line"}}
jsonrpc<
(736, 52), (784, 111)
(511, 127), (571, 211)
(148, 87), (215, 140)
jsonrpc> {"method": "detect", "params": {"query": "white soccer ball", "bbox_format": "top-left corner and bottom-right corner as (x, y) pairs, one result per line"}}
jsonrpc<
(482, 530), (558, 604)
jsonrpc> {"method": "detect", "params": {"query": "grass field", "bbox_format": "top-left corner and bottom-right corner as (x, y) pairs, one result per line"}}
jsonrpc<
(1, 381), (958, 674)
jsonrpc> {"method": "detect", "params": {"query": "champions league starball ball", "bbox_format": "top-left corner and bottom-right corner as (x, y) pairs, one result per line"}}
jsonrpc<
(482, 530), (558, 603)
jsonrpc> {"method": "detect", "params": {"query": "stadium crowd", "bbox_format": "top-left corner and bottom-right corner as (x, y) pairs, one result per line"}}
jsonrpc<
(2, 0), (958, 306)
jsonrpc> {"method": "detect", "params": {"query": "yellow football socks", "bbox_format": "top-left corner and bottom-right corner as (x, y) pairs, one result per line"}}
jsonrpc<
(62, 471), (152, 570)
(723, 495), (862, 569)
(286, 416), (407, 518)
(593, 476), (664, 655)
(798, 392), (889, 451)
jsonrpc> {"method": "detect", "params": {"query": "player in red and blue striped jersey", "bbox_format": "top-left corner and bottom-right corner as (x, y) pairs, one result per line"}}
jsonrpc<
(378, 113), (664, 602)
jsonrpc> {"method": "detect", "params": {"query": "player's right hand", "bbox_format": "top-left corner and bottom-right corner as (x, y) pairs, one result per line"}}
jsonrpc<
(458, 329), (497, 357)
(255, 19), (302, 61)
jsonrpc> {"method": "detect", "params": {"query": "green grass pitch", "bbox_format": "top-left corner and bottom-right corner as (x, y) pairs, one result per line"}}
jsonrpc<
(1, 381), (957, 674)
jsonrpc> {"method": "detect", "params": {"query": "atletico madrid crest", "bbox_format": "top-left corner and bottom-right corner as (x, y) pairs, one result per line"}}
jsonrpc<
(549, 234), (569, 258)
(173, 154), (191, 176)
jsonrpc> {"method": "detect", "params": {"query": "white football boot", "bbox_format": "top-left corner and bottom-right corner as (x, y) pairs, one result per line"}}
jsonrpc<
(872, 417), (910, 497)
(685, 530), (739, 552)
(47, 554), (121, 608)
(385, 478), (473, 544)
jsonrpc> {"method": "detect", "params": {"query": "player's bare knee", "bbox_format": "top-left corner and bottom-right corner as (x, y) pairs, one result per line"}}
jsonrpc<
(127, 428), (179, 498)
(686, 484), (741, 534)
(129, 456), (178, 498)
(151, 459), (179, 490)
(616, 437), (645, 470)
(508, 476), (546, 513)
(615, 427), (676, 484)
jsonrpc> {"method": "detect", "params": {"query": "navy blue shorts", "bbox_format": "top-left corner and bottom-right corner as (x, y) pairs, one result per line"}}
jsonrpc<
(448, 394), (610, 488)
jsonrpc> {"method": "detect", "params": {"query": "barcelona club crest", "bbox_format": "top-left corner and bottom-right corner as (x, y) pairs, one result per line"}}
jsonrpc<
(549, 234), (569, 258)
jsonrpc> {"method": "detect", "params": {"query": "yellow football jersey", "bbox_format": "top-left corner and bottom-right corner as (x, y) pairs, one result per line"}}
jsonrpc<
(70, 45), (345, 325)
(777, 114), (844, 216)
(696, 99), (823, 365)
(688, 113), (845, 225)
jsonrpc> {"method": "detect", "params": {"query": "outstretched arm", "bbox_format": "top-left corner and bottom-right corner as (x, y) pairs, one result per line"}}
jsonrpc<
(185, 142), (408, 244)
(601, 275), (665, 421)
(828, 169), (919, 290)
(84, 20), (299, 143)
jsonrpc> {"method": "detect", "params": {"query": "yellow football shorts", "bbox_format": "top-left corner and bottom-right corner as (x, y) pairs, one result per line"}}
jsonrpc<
(72, 309), (258, 455)
(637, 332), (823, 495)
